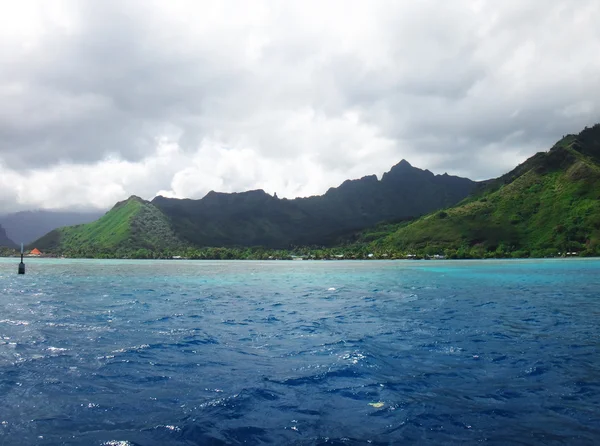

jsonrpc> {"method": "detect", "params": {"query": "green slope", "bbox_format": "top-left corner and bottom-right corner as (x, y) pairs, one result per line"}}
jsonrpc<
(33, 196), (184, 257)
(361, 124), (600, 258)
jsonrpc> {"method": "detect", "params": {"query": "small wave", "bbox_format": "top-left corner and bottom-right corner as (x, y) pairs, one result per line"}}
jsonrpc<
(341, 351), (366, 364)
(112, 344), (150, 354)
(273, 366), (361, 386)
(0, 319), (29, 326)
(524, 365), (549, 376)
(155, 424), (181, 432)
(199, 393), (239, 409)
(47, 347), (68, 353)
(44, 322), (115, 332)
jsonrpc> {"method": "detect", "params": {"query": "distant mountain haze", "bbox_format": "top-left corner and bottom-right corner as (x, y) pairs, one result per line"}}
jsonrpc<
(0, 224), (17, 248)
(0, 210), (105, 245)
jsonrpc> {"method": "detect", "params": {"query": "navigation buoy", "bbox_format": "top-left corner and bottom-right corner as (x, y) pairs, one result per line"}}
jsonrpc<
(18, 243), (25, 275)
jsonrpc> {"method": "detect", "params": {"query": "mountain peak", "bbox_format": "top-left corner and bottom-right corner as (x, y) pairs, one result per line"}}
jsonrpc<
(381, 159), (434, 183)
(111, 195), (148, 210)
(389, 159), (419, 173)
(370, 123), (600, 257)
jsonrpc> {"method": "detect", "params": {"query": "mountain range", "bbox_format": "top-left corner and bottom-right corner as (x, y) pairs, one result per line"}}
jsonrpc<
(16, 123), (600, 258)
(151, 160), (476, 248)
(33, 161), (476, 254)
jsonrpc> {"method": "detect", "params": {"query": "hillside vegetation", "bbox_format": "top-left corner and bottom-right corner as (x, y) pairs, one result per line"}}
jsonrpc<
(34, 197), (184, 257)
(358, 124), (600, 258)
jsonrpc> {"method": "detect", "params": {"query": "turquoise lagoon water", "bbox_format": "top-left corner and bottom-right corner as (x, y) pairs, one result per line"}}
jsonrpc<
(0, 258), (599, 445)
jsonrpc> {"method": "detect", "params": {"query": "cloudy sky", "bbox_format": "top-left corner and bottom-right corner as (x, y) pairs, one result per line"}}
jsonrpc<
(0, 0), (599, 211)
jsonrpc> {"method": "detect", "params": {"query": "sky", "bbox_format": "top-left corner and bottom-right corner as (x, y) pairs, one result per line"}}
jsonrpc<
(0, 0), (599, 212)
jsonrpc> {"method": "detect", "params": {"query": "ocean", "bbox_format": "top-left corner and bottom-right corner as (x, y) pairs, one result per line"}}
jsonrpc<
(0, 258), (599, 445)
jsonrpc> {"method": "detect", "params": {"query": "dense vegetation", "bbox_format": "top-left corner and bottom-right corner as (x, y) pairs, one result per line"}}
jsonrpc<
(354, 124), (600, 258)
(34, 197), (184, 257)
(0, 247), (19, 257)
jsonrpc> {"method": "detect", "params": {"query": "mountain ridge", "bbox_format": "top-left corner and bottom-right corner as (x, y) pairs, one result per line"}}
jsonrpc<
(33, 160), (477, 253)
(150, 160), (477, 248)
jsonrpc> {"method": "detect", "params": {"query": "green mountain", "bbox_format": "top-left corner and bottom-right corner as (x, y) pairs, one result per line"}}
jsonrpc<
(31, 161), (476, 255)
(32, 123), (600, 260)
(151, 160), (476, 248)
(34, 196), (184, 257)
(360, 124), (600, 258)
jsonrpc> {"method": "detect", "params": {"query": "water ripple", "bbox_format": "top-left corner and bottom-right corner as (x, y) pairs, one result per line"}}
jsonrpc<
(0, 258), (599, 444)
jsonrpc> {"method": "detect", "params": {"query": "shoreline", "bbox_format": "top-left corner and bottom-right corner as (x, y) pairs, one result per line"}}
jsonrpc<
(1, 255), (597, 262)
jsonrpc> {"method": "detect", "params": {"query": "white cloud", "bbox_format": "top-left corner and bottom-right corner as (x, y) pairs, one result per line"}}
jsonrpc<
(0, 0), (599, 211)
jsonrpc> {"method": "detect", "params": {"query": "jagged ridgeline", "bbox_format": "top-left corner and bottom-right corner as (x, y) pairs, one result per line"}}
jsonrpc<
(31, 160), (477, 254)
(150, 160), (476, 248)
(34, 196), (184, 257)
(361, 124), (600, 257)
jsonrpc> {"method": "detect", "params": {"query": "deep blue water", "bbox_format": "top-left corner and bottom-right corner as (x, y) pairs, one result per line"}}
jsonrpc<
(1, 258), (599, 445)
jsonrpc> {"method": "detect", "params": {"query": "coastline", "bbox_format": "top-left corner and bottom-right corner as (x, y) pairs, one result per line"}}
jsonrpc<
(1, 254), (597, 261)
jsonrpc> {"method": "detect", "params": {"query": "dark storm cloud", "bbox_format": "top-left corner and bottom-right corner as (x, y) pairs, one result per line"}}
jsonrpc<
(0, 0), (250, 168)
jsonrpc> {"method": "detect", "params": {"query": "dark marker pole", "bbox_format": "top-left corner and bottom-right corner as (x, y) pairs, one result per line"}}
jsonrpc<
(18, 243), (25, 275)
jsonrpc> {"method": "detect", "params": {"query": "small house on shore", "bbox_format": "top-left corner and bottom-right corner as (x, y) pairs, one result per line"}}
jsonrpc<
(29, 248), (42, 256)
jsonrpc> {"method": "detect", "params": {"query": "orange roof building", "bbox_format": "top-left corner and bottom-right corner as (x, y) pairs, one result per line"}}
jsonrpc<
(29, 248), (42, 256)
